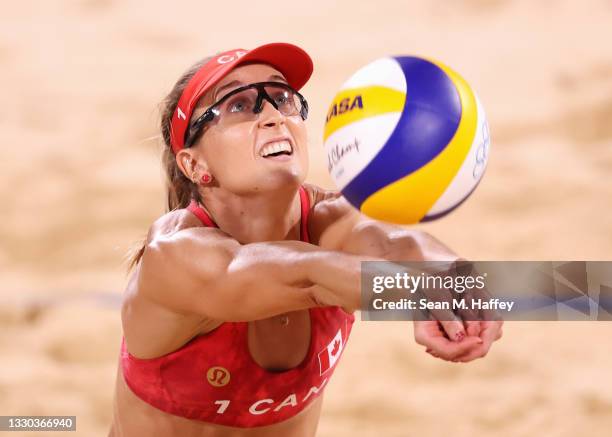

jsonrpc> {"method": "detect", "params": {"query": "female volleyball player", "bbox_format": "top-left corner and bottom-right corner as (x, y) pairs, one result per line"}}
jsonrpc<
(110, 43), (502, 437)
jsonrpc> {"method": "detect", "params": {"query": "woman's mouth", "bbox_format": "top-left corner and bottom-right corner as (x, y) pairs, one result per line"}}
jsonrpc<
(259, 140), (294, 160)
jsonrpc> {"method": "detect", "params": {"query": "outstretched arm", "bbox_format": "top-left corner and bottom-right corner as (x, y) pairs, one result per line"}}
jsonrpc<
(311, 192), (503, 362)
(138, 226), (378, 322)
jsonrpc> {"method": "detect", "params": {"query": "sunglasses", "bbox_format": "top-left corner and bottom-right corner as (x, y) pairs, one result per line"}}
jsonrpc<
(184, 81), (309, 148)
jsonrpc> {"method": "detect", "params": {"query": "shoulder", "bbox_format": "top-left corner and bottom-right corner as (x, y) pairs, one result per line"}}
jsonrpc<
(137, 207), (239, 288)
(148, 205), (238, 253)
(302, 183), (354, 219)
(144, 205), (236, 249)
(145, 207), (201, 245)
(302, 184), (361, 247)
(302, 182), (341, 206)
(127, 207), (239, 315)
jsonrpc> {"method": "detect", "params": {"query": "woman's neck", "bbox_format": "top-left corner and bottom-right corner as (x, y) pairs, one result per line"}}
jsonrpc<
(198, 185), (303, 244)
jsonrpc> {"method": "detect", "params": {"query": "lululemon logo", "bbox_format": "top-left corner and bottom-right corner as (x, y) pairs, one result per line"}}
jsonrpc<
(206, 366), (230, 387)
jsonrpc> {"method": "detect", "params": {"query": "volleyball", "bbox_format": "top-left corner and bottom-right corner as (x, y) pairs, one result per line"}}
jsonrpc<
(323, 56), (490, 224)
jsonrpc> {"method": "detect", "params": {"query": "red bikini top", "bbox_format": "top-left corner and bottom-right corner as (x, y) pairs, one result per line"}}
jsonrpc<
(121, 186), (355, 427)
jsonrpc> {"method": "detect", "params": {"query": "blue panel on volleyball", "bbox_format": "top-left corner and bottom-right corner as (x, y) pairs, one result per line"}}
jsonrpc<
(341, 56), (462, 209)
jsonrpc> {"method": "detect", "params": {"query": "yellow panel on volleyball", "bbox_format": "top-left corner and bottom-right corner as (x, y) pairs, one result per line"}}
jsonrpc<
(323, 86), (406, 142)
(360, 60), (478, 224)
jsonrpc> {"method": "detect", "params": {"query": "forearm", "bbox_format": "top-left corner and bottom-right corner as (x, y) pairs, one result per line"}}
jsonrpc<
(142, 233), (364, 320)
(235, 240), (379, 313)
(233, 229), (461, 316)
(302, 250), (381, 311)
(341, 222), (460, 262)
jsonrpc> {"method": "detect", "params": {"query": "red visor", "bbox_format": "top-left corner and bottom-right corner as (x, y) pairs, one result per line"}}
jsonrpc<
(169, 42), (313, 153)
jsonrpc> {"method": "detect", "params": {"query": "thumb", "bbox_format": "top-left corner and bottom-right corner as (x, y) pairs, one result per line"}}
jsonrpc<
(427, 335), (482, 361)
(465, 321), (481, 337)
(439, 320), (467, 342)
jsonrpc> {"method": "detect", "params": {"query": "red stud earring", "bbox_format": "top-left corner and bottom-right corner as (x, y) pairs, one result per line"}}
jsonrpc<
(201, 174), (212, 184)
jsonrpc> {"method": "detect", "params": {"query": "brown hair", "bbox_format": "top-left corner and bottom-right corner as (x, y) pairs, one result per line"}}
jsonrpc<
(126, 56), (212, 272)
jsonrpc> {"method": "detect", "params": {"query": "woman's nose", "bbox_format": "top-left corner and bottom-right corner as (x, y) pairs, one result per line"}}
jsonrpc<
(257, 100), (285, 128)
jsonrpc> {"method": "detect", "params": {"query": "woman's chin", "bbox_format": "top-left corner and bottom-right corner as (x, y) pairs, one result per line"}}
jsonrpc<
(254, 170), (306, 192)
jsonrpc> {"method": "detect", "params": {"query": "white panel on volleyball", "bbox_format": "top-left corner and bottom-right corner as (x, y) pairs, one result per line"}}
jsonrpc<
(340, 57), (407, 93)
(324, 113), (401, 190)
(427, 94), (490, 215)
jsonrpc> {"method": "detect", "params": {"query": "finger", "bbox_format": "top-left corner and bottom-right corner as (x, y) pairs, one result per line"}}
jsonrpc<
(421, 294), (459, 323)
(455, 322), (501, 362)
(454, 344), (490, 363)
(413, 320), (446, 346)
(412, 271), (466, 338)
(453, 262), (501, 323)
(425, 348), (439, 358)
(454, 289), (481, 323)
(439, 319), (467, 342)
(472, 287), (504, 322)
(480, 320), (504, 347)
(465, 321), (481, 337)
(426, 335), (483, 361)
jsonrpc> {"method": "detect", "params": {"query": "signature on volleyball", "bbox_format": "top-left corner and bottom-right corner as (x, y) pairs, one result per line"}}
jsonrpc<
(473, 121), (490, 179)
(327, 137), (361, 174)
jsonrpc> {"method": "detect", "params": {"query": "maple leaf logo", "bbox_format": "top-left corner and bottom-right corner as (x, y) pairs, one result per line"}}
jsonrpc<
(331, 339), (340, 357)
(317, 328), (344, 376)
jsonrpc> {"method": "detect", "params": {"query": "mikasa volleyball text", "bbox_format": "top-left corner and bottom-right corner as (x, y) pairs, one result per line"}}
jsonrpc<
(325, 95), (363, 122)
(324, 94), (365, 176)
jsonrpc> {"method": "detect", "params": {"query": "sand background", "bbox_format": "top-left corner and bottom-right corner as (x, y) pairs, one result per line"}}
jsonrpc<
(1, 0), (611, 435)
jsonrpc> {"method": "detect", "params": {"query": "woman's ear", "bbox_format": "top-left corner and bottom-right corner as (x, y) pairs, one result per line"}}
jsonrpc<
(176, 149), (211, 183)
(176, 149), (196, 182)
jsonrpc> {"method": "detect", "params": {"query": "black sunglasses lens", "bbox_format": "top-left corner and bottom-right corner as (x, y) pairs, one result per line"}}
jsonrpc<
(185, 83), (308, 146)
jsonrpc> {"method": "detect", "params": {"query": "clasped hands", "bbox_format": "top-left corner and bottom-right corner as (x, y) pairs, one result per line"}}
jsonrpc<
(413, 282), (504, 363)
(414, 317), (503, 363)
